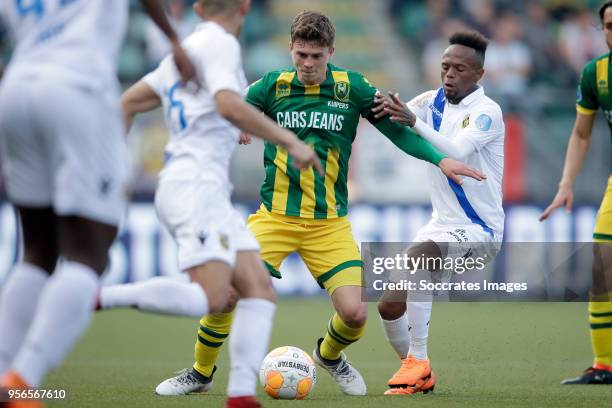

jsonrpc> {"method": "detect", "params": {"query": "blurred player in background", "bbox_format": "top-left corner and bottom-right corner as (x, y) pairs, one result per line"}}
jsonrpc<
(540, 1), (612, 385)
(0, 0), (194, 407)
(372, 30), (504, 395)
(155, 10), (485, 398)
(97, 1), (321, 407)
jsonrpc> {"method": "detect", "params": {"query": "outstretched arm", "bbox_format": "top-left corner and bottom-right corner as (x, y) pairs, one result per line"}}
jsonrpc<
(374, 92), (477, 161)
(371, 114), (446, 165)
(539, 111), (595, 221)
(121, 80), (162, 131)
(368, 94), (486, 184)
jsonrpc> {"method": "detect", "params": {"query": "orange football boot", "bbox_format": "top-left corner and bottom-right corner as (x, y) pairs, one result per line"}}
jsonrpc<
(387, 354), (432, 387)
(384, 370), (436, 395)
(0, 371), (43, 408)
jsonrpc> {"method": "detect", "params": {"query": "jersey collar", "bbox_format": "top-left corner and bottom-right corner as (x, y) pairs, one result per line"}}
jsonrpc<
(457, 86), (484, 107)
(196, 21), (226, 34)
(293, 64), (333, 86)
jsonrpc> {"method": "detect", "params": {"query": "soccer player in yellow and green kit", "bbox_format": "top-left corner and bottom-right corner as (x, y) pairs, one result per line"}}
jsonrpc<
(540, 1), (612, 385)
(155, 10), (484, 396)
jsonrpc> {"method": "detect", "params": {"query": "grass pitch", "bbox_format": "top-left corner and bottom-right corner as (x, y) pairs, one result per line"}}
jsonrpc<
(45, 299), (611, 407)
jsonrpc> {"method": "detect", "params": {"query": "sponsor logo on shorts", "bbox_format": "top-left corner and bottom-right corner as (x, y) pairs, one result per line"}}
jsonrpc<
(198, 231), (207, 245)
(100, 177), (112, 196)
(219, 234), (229, 250)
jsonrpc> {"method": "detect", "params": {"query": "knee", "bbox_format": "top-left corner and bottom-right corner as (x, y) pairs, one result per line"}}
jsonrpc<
(86, 254), (110, 276)
(221, 287), (239, 313)
(339, 304), (367, 328)
(220, 300), (237, 313)
(59, 217), (118, 275)
(235, 263), (277, 303)
(592, 249), (612, 295)
(206, 290), (230, 314)
(257, 278), (277, 303)
(23, 233), (59, 274)
(240, 280), (276, 304)
(377, 300), (406, 320)
(23, 252), (58, 275)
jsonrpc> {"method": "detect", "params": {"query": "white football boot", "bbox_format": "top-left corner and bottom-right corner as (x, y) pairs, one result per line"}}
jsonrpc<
(312, 338), (367, 395)
(155, 367), (215, 395)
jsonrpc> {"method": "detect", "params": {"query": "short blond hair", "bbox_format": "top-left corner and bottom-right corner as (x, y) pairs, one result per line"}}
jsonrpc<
(197, 0), (243, 17)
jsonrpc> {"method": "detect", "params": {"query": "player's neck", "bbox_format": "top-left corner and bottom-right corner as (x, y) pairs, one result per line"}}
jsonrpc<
(297, 68), (328, 86)
(204, 15), (242, 37)
(447, 84), (479, 105)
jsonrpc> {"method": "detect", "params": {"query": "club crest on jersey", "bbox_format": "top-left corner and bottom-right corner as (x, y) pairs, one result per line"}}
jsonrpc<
(219, 234), (229, 250)
(461, 114), (470, 129)
(276, 81), (291, 98)
(334, 81), (350, 102)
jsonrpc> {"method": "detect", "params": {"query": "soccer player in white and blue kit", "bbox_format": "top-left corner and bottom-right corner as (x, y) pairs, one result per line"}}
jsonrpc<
(96, 1), (321, 407)
(372, 30), (505, 395)
(0, 0), (195, 406)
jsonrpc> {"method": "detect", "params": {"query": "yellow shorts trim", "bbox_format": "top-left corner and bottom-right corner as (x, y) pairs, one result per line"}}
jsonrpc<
(576, 104), (597, 115)
(594, 176), (612, 242)
(321, 266), (362, 295)
(247, 206), (363, 294)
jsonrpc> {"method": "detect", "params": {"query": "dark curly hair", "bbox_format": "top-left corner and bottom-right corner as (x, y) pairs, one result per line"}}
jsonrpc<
(600, 1), (612, 22)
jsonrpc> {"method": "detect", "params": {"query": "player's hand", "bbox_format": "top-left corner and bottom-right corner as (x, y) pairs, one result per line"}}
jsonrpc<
(287, 141), (324, 176)
(380, 91), (416, 127)
(171, 40), (197, 85)
(439, 158), (486, 185)
(239, 132), (253, 145)
(371, 91), (389, 119)
(539, 185), (574, 221)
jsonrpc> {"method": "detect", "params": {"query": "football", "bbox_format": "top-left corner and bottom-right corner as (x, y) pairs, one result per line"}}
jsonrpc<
(259, 346), (317, 400)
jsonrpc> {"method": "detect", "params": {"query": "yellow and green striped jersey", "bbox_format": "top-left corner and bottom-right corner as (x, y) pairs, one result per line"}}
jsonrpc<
(247, 63), (378, 219)
(577, 52), (612, 148)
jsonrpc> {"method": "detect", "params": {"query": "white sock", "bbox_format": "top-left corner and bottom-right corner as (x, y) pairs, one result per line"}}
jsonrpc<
(407, 300), (432, 361)
(100, 277), (208, 318)
(12, 261), (99, 387)
(0, 263), (49, 376)
(227, 298), (276, 397)
(380, 312), (410, 359)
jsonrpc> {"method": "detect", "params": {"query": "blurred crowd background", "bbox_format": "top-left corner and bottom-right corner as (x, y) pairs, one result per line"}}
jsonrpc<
(0, 0), (610, 206)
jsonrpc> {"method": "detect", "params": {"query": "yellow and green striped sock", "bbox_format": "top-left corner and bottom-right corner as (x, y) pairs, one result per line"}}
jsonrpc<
(589, 299), (612, 368)
(319, 313), (365, 361)
(193, 312), (234, 377)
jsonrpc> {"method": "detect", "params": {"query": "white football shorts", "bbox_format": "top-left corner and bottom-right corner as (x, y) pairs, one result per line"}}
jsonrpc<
(413, 220), (501, 264)
(154, 177), (259, 271)
(0, 77), (128, 226)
